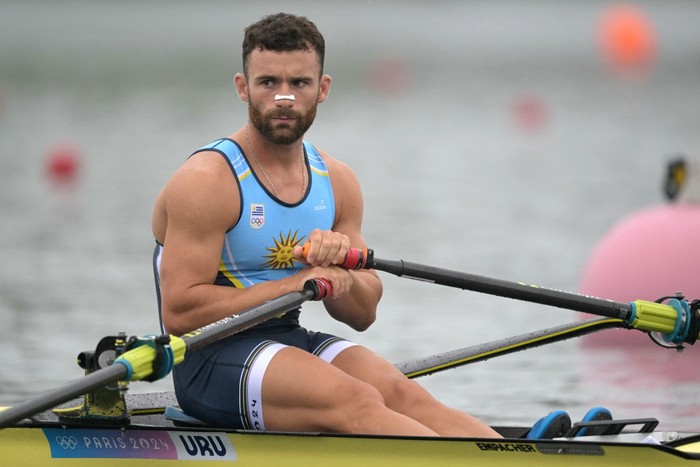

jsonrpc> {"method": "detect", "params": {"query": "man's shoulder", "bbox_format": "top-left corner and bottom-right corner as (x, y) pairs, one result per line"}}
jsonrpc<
(168, 150), (237, 190)
(160, 153), (240, 226)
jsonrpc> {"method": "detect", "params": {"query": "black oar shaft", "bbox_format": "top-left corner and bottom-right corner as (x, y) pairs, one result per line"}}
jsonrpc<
(183, 287), (316, 351)
(0, 283), (326, 429)
(371, 257), (633, 321)
(0, 365), (127, 428)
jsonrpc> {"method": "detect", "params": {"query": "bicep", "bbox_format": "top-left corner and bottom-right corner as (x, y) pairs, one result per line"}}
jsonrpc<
(160, 210), (226, 290)
(158, 157), (239, 300)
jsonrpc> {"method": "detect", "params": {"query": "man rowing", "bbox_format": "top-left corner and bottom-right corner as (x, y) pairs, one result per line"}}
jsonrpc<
(151, 12), (607, 438)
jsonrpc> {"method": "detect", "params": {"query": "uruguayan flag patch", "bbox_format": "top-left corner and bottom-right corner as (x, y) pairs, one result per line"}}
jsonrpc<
(250, 203), (265, 229)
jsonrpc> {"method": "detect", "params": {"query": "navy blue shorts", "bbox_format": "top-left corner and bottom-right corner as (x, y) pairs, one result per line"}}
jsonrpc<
(173, 314), (356, 429)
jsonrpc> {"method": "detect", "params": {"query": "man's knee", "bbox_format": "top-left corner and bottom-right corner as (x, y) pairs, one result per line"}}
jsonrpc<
(380, 376), (436, 411)
(330, 380), (389, 433)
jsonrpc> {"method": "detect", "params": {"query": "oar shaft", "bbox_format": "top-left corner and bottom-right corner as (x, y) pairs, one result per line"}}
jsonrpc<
(357, 251), (697, 344)
(0, 280), (329, 429)
(303, 244), (632, 319)
(301, 245), (696, 343)
(182, 286), (319, 351)
(0, 364), (126, 428)
(370, 257), (633, 320)
(117, 285), (324, 382)
(397, 317), (625, 378)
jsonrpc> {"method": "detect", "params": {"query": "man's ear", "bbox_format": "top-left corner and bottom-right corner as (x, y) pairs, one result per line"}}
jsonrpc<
(234, 73), (249, 102)
(317, 74), (332, 104)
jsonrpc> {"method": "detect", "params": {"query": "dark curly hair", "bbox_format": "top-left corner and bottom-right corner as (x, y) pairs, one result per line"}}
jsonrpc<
(242, 13), (325, 77)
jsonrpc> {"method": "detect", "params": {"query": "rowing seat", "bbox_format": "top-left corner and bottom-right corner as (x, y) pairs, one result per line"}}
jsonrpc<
(164, 406), (211, 427)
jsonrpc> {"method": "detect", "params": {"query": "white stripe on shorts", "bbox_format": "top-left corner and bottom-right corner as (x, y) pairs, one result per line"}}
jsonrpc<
(245, 342), (286, 431)
(317, 339), (358, 364)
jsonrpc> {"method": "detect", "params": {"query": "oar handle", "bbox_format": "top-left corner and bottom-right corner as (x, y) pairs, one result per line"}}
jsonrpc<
(301, 244), (373, 270)
(306, 277), (333, 299)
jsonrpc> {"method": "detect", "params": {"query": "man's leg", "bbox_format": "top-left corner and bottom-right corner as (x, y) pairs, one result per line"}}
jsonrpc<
(330, 346), (502, 438)
(260, 346), (441, 436)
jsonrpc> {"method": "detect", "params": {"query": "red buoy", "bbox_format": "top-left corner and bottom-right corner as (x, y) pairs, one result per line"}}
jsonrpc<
(46, 142), (81, 189)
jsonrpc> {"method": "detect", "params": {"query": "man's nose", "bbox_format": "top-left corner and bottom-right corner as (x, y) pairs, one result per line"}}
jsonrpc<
(274, 93), (296, 106)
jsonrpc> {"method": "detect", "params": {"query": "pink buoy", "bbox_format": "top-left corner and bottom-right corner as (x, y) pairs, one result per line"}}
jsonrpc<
(579, 157), (700, 387)
(578, 205), (700, 386)
(581, 204), (700, 304)
(580, 157), (700, 348)
(579, 203), (700, 352)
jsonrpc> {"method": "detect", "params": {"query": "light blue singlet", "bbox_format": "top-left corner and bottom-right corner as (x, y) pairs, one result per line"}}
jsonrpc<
(195, 138), (336, 290)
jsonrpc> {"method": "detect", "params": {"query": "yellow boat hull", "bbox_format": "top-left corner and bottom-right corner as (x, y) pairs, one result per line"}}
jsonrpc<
(2, 425), (700, 466)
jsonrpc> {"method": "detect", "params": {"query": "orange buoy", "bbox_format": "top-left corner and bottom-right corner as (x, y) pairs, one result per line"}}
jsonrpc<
(598, 4), (656, 77)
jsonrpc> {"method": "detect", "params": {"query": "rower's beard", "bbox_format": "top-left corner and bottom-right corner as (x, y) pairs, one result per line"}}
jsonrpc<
(249, 101), (317, 145)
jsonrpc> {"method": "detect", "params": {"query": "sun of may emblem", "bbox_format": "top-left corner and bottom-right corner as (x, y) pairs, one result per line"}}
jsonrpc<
(263, 230), (306, 269)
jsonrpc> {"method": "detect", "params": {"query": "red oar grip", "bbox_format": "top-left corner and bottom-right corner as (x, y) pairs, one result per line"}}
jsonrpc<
(341, 247), (368, 270)
(304, 278), (332, 300)
(301, 243), (370, 270)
